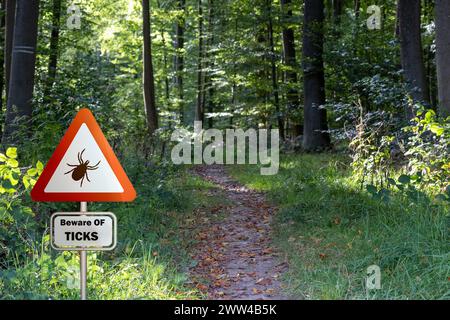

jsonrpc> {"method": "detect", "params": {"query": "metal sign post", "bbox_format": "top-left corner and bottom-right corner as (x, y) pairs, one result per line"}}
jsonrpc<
(80, 201), (87, 300)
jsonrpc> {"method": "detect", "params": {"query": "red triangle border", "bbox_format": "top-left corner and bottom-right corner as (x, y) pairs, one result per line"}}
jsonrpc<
(31, 108), (136, 202)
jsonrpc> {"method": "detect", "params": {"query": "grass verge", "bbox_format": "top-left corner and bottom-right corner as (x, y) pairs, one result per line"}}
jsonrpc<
(228, 153), (449, 299)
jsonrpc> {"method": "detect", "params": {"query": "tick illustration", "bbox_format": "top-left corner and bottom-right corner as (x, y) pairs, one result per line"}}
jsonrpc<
(65, 149), (101, 187)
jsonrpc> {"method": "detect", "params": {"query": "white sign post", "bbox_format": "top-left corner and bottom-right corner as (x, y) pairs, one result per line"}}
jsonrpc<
(50, 206), (117, 300)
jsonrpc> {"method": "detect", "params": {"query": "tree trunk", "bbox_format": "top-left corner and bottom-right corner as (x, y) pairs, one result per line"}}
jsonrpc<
(302, 0), (330, 151)
(4, 0), (15, 100)
(435, 0), (450, 117)
(267, 0), (283, 139)
(2, 0), (39, 145)
(142, 0), (158, 134)
(206, 0), (215, 129)
(280, 0), (299, 138)
(354, 0), (360, 18)
(0, 0), (5, 138)
(174, 0), (185, 122)
(43, 0), (61, 102)
(195, 0), (204, 122)
(156, 0), (169, 105)
(398, 0), (429, 118)
(333, 0), (343, 24)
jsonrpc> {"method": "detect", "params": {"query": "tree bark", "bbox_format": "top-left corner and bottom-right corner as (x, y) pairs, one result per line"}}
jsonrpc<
(156, 0), (169, 105)
(2, 0), (39, 145)
(302, 0), (330, 151)
(267, 0), (283, 139)
(333, 0), (343, 24)
(435, 0), (450, 117)
(142, 0), (158, 134)
(0, 0), (5, 138)
(206, 0), (215, 129)
(43, 0), (61, 102)
(195, 0), (204, 122)
(280, 0), (299, 137)
(398, 0), (429, 118)
(354, 0), (360, 18)
(4, 0), (15, 100)
(174, 0), (185, 122)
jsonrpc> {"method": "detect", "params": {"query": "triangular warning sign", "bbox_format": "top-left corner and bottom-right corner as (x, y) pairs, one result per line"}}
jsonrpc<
(31, 108), (136, 202)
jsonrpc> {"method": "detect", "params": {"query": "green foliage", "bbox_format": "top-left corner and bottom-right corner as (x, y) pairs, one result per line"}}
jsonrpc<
(0, 146), (205, 299)
(0, 148), (43, 265)
(403, 109), (450, 189)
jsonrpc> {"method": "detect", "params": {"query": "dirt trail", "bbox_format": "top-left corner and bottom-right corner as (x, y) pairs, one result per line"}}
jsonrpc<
(189, 165), (288, 300)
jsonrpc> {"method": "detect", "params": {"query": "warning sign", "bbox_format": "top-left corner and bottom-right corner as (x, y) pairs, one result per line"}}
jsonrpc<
(31, 108), (136, 202)
(51, 212), (117, 251)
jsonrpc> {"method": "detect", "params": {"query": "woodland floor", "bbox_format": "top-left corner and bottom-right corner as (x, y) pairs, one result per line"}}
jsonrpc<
(189, 165), (289, 300)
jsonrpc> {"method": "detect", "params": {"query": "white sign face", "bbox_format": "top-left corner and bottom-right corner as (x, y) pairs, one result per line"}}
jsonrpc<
(51, 212), (117, 251)
(44, 124), (124, 193)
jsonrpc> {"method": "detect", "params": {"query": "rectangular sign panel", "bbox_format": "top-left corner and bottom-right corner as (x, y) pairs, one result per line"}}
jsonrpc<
(51, 212), (117, 251)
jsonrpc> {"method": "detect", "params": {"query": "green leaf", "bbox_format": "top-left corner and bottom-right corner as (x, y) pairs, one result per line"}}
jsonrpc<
(6, 147), (17, 159)
(429, 124), (444, 136)
(36, 161), (44, 172)
(398, 175), (411, 184)
(366, 184), (378, 195)
(387, 178), (396, 185)
(0, 153), (6, 162)
(23, 176), (30, 189)
(27, 168), (38, 177)
(6, 158), (18, 168)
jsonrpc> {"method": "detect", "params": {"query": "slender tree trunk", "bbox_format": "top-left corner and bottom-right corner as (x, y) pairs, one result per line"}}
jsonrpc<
(302, 0), (330, 151)
(354, 0), (360, 18)
(332, 0), (343, 24)
(267, 0), (283, 139)
(398, 0), (429, 119)
(206, 0), (215, 129)
(435, 0), (450, 117)
(161, 30), (169, 103)
(142, 0), (158, 134)
(423, 0), (436, 106)
(4, 0), (15, 100)
(174, 0), (185, 122)
(2, 0), (39, 145)
(229, 17), (238, 128)
(280, 0), (299, 137)
(156, 0), (169, 105)
(43, 0), (61, 102)
(195, 0), (204, 122)
(0, 0), (5, 138)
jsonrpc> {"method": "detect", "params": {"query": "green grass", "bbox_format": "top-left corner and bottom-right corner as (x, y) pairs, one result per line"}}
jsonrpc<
(0, 165), (219, 300)
(228, 153), (450, 300)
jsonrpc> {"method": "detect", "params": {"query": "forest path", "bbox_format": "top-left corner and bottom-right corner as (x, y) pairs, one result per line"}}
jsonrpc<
(189, 165), (288, 300)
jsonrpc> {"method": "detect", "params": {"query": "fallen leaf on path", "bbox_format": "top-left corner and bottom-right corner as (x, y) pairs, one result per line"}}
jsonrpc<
(256, 278), (272, 285)
(196, 283), (208, 291)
